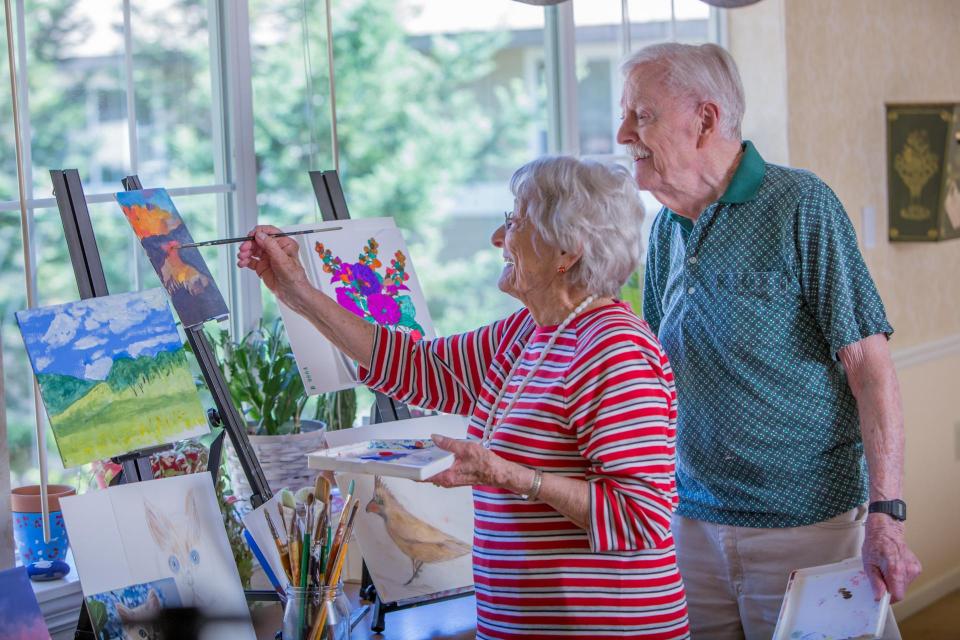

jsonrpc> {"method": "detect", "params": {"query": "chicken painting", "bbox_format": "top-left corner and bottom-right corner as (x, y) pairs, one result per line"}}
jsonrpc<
(365, 476), (472, 585)
(116, 188), (228, 328)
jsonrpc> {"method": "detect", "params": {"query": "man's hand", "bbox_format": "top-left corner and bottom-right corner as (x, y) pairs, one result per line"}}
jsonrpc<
(862, 513), (922, 602)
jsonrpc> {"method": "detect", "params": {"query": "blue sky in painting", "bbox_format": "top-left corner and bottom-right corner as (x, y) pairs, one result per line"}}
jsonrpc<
(16, 288), (183, 381)
(0, 567), (50, 639)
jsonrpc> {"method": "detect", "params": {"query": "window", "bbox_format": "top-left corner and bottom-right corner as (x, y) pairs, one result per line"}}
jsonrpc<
(1, 0), (237, 488)
(2, 0), (719, 486)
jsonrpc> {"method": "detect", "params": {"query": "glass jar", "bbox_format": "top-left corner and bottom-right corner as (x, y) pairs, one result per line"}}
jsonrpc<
(282, 583), (352, 640)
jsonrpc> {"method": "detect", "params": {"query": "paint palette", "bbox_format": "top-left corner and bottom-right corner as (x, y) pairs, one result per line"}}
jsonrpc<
(307, 437), (455, 480)
(772, 557), (890, 640)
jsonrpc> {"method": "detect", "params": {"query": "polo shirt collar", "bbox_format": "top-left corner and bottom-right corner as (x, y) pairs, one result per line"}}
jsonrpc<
(719, 140), (765, 204)
(667, 140), (765, 229)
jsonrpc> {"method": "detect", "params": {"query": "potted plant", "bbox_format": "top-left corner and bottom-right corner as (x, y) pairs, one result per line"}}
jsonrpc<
(211, 318), (357, 505)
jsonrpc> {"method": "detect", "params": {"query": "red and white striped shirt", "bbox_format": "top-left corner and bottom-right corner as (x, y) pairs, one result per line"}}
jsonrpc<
(360, 301), (689, 639)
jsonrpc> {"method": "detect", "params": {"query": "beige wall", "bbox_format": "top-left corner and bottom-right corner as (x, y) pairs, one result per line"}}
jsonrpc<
(729, 0), (960, 617)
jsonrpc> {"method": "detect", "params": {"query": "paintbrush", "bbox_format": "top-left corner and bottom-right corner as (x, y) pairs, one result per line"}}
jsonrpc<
(265, 511), (293, 584)
(307, 502), (360, 640)
(289, 514), (301, 588)
(177, 226), (342, 249)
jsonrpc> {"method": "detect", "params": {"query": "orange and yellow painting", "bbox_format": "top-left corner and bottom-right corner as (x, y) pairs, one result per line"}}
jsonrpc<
(116, 189), (228, 327)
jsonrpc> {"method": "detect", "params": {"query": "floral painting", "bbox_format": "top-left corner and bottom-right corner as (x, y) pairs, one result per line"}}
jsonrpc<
(315, 237), (426, 339)
(15, 289), (208, 468)
(278, 218), (435, 394)
(116, 188), (229, 328)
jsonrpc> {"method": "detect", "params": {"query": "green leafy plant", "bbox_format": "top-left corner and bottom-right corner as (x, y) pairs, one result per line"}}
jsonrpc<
(212, 318), (308, 436)
(216, 463), (253, 589)
(211, 317), (358, 435)
(314, 385), (358, 432)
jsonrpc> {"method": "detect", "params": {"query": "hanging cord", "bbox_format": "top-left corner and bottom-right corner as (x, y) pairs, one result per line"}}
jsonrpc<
(4, 0), (50, 544)
(300, 0), (317, 177)
(324, 0), (339, 174)
(620, 0), (631, 56)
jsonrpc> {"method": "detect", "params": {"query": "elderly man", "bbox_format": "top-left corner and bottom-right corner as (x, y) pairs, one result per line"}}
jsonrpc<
(617, 42), (921, 638)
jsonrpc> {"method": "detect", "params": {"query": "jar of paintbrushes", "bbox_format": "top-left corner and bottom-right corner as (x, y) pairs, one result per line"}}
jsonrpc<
(283, 582), (351, 640)
(265, 477), (360, 640)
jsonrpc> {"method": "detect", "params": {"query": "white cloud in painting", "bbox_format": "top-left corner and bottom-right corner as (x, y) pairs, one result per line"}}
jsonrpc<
(84, 356), (114, 381)
(35, 356), (52, 371)
(82, 289), (164, 335)
(127, 334), (178, 358)
(74, 335), (107, 350)
(42, 311), (80, 348)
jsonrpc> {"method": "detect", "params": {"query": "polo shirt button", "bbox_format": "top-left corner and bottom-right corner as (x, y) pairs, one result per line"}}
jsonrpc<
(687, 286), (696, 294)
(688, 256), (698, 265)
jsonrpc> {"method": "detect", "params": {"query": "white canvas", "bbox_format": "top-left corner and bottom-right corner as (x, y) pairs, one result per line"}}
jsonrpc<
(60, 474), (255, 639)
(239, 494), (288, 589)
(278, 218), (435, 394)
(324, 415), (474, 603)
(773, 557), (890, 640)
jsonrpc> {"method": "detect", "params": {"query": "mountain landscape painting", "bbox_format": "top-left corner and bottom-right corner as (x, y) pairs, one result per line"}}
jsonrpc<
(16, 289), (208, 468)
(116, 188), (228, 328)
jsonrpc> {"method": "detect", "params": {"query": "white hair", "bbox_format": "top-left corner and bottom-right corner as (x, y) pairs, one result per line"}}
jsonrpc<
(510, 156), (645, 298)
(621, 42), (745, 140)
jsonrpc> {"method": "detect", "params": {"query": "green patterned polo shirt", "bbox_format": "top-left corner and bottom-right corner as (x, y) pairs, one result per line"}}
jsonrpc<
(643, 141), (893, 528)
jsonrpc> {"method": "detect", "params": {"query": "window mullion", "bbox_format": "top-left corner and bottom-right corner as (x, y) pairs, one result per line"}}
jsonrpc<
(209, 0), (261, 338)
(121, 0), (144, 292)
(544, 2), (579, 155)
(14, 0), (36, 306)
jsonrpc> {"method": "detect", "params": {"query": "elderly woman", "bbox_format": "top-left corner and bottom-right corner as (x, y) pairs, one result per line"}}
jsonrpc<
(238, 156), (690, 639)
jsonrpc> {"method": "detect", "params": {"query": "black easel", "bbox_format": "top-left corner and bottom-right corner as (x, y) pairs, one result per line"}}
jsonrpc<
(49, 170), (278, 638)
(309, 170), (474, 632)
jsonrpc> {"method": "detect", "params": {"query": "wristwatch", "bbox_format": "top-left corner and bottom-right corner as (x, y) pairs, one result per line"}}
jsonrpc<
(868, 499), (907, 522)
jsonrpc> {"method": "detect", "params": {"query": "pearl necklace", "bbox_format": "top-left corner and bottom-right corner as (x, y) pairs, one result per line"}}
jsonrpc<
(480, 295), (596, 447)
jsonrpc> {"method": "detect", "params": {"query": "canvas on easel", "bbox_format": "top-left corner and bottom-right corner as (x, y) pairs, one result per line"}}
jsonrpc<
(61, 473), (256, 640)
(324, 415), (474, 603)
(15, 289), (208, 468)
(115, 188), (229, 327)
(278, 218), (435, 394)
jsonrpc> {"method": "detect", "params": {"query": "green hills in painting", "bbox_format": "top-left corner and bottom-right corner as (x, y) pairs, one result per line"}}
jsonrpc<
(37, 349), (190, 417)
(35, 346), (208, 467)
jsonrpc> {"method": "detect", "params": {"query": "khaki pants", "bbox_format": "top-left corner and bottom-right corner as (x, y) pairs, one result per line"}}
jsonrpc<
(672, 505), (901, 640)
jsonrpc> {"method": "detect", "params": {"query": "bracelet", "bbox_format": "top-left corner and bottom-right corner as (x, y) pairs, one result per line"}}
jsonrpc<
(522, 469), (543, 502)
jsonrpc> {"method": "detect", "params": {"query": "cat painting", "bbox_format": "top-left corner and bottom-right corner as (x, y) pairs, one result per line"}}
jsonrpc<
(61, 474), (256, 640)
(86, 580), (180, 640)
(116, 589), (162, 640)
(144, 487), (207, 607)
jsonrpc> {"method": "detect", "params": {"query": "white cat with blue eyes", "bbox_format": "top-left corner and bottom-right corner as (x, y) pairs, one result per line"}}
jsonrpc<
(62, 472), (256, 639)
(144, 488), (211, 609)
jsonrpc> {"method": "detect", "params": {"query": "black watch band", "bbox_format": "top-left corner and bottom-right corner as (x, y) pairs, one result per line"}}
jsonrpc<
(868, 499), (907, 522)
